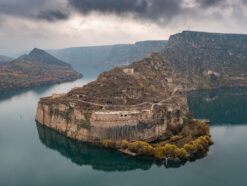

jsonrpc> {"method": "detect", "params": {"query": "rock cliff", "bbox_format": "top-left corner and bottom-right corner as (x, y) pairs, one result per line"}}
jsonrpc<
(36, 51), (188, 142)
(36, 31), (247, 144)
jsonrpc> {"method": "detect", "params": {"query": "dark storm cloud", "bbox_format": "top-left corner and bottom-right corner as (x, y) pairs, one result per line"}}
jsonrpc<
(67, 0), (239, 24)
(196, 0), (224, 8)
(0, 0), (245, 24)
(0, 0), (69, 21)
(37, 10), (69, 22)
(68, 0), (183, 23)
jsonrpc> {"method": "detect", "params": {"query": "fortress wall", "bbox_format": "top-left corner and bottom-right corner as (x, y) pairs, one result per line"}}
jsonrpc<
(36, 97), (187, 143)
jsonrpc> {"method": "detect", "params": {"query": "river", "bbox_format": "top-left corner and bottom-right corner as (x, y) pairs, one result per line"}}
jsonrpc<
(0, 68), (247, 186)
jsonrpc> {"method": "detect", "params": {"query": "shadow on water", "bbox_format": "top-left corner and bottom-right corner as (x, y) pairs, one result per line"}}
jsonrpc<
(0, 78), (87, 103)
(36, 123), (153, 172)
(36, 123), (191, 171)
(188, 87), (247, 125)
(0, 85), (53, 102)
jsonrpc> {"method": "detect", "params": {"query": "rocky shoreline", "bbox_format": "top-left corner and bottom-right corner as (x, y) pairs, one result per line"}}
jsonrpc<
(100, 116), (214, 162)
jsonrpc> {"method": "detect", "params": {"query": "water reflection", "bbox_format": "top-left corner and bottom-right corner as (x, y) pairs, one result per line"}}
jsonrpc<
(36, 123), (154, 171)
(188, 88), (247, 125)
(0, 84), (54, 102)
(36, 123), (194, 171)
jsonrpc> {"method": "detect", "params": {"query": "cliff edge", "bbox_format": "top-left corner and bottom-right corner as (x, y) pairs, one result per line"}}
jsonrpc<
(36, 53), (188, 142)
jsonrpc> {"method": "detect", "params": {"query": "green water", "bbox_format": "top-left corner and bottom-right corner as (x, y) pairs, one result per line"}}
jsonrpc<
(0, 74), (247, 186)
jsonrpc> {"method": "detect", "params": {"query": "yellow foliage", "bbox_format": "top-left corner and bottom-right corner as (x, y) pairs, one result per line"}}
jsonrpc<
(103, 140), (115, 149)
(200, 121), (210, 135)
(184, 144), (197, 154)
(154, 144), (187, 160)
(175, 148), (187, 160)
(183, 135), (214, 154)
(154, 146), (166, 159)
(120, 140), (129, 149)
(128, 141), (154, 156)
(205, 135), (214, 145)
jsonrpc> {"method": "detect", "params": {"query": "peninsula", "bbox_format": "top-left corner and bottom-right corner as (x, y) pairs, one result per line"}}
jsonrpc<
(36, 31), (247, 162)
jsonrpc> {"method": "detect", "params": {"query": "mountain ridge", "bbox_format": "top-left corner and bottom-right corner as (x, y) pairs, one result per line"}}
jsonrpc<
(47, 40), (168, 71)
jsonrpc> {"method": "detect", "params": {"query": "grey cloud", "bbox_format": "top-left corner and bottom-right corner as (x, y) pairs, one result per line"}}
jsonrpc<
(68, 0), (183, 24)
(196, 0), (224, 8)
(0, 0), (245, 24)
(67, 0), (237, 24)
(37, 10), (69, 21)
(0, 0), (69, 21)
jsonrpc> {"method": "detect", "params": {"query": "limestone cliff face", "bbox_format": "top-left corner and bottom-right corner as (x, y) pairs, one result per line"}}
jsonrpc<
(36, 95), (187, 143)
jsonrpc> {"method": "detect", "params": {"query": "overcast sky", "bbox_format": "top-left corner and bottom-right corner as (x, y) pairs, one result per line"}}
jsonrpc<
(0, 0), (247, 57)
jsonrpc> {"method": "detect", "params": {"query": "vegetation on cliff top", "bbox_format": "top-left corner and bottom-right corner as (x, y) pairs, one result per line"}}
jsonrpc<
(163, 31), (247, 89)
(102, 115), (213, 163)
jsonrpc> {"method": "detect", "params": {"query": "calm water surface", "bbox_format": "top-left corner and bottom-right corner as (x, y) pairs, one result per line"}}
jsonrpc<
(0, 69), (247, 186)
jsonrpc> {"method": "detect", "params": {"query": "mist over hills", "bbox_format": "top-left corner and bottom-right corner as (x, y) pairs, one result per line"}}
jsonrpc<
(47, 40), (167, 72)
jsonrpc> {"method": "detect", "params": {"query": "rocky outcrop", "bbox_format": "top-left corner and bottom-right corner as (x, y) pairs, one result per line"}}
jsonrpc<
(36, 94), (187, 142)
(36, 40), (189, 143)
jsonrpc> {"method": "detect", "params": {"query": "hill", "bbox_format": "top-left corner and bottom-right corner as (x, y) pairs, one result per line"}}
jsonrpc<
(160, 31), (247, 89)
(0, 55), (13, 64)
(0, 48), (82, 91)
(47, 40), (167, 71)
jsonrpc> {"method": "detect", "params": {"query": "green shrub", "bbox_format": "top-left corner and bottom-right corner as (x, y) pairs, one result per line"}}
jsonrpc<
(154, 144), (187, 160)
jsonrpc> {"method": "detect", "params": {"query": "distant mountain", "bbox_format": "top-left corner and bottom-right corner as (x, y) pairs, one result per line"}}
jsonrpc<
(47, 40), (167, 71)
(0, 55), (13, 64)
(0, 48), (82, 91)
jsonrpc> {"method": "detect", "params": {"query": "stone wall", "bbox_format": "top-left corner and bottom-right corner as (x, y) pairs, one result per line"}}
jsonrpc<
(36, 96), (188, 143)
